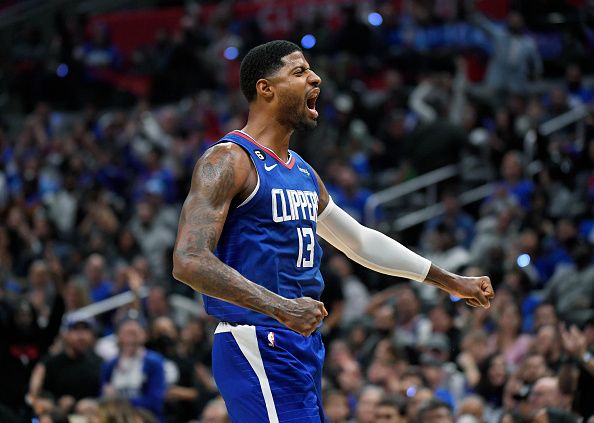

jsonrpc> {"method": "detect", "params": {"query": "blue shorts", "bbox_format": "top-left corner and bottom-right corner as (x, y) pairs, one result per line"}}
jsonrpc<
(212, 322), (326, 423)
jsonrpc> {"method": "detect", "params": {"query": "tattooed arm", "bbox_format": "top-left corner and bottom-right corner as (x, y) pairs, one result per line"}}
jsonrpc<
(172, 143), (327, 336)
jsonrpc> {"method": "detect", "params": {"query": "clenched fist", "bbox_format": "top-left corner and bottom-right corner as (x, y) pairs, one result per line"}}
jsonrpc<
(275, 297), (328, 336)
(425, 264), (495, 309)
(451, 275), (495, 308)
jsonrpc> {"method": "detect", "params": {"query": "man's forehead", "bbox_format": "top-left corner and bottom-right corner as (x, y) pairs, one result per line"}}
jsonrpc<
(281, 51), (308, 68)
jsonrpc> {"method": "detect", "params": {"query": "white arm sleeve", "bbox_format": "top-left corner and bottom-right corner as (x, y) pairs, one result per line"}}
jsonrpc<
(317, 197), (431, 282)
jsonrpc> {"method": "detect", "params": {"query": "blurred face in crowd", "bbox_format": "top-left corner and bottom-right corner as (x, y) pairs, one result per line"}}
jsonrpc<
(457, 396), (484, 422)
(487, 354), (508, 387)
(201, 399), (229, 423)
(29, 260), (49, 289)
(420, 405), (454, 423)
(85, 254), (106, 285)
(533, 305), (557, 331)
(506, 12), (524, 34)
(461, 330), (489, 363)
(64, 278), (90, 311)
(519, 354), (549, 384)
(376, 404), (403, 423)
(137, 202), (155, 226)
(497, 303), (521, 335)
(529, 377), (562, 413)
(406, 388), (434, 422)
(395, 287), (419, 324)
(429, 306), (452, 333)
(146, 286), (169, 318)
(501, 152), (523, 183)
(324, 391), (350, 423)
(532, 326), (561, 363)
(356, 387), (383, 423)
(337, 361), (363, 394)
(64, 323), (95, 355)
(117, 319), (146, 356)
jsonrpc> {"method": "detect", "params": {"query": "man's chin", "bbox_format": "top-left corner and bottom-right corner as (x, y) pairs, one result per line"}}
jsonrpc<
(296, 118), (318, 132)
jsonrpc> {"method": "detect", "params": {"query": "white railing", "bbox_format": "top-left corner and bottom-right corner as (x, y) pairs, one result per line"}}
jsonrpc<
(366, 104), (590, 231)
(66, 288), (202, 322)
(364, 164), (460, 227)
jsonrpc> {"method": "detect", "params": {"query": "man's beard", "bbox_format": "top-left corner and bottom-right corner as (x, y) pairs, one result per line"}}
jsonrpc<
(278, 94), (318, 131)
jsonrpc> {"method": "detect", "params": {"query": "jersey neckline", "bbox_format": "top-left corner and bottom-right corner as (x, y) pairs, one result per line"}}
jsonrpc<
(230, 130), (295, 169)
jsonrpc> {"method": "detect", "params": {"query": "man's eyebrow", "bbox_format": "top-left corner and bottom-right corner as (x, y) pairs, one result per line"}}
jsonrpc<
(291, 65), (309, 71)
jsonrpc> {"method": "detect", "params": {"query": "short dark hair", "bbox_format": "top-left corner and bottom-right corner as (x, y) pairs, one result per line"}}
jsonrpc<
(379, 394), (406, 415)
(416, 399), (452, 423)
(240, 40), (302, 102)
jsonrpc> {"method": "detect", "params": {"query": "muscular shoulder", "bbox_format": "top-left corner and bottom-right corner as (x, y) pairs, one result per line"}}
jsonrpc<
(191, 142), (256, 204)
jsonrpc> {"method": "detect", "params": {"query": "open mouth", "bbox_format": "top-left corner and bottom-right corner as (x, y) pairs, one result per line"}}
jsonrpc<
(306, 89), (320, 119)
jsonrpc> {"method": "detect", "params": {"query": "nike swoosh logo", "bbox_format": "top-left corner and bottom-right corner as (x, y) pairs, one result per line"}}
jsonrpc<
(264, 163), (278, 171)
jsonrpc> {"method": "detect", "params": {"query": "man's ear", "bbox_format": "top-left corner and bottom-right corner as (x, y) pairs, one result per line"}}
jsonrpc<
(255, 78), (274, 100)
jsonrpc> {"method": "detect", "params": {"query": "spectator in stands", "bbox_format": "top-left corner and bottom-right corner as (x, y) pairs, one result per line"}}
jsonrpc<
(353, 385), (383, 423)
(533, 303), (559, 333)
(405, 387), (435, 423)
(416, 398), (454, 423)
(559, 321), (594, 420)
(475, 353), (508, 409)
(374, 394), (406, 423)
(423, 189), (476, 250)
(83, 254), (114, 303)
(62, 276), (91, 313)
(457, 329), (490, 389)
(424, 222), (471, 274)
(531, 326), (563, 372)
(28, 315), (102, 415)
(468, 5), (542, 102)
(323, 389), (350, 423)
(129, 201), (176, 280)
(0, 266), (64, 419)
(527, 377), (572, 419)
(199, 397), (230, 423)
(485, 150), (534, 213)
(101, 312), (166, 421)
(328, 254), (369, 326)
(488, 301), (534, 369)
(542, 241), (594, 324)
(403, 98), (467, 174)
(457, 395), (486, 423)
(146, 316), (199, 423)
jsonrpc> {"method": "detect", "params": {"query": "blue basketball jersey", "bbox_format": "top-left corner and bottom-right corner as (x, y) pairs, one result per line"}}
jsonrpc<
(203, 130), (325, 327)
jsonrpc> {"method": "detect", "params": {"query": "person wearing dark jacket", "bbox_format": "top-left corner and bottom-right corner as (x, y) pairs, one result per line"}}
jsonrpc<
(0, 271), (64, 419)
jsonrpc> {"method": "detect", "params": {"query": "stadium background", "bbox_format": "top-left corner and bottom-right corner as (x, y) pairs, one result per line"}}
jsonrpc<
(0, 0), (593, 422)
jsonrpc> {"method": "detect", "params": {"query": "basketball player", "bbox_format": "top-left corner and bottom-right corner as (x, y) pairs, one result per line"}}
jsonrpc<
(172, 40), (494, 422)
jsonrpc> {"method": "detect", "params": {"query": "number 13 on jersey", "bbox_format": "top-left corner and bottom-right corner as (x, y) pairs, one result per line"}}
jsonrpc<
(296, 227), (314, 268)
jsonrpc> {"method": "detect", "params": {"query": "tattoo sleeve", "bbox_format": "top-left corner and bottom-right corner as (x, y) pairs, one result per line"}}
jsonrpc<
(172, 144), (287, 320)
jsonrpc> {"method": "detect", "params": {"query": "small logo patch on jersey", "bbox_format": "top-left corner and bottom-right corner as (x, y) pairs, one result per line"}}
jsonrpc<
(267, 331), (275, 347)
(264, 163), (278, 171)
(298, 166), (310, 176)
(254, 149), (266, 161)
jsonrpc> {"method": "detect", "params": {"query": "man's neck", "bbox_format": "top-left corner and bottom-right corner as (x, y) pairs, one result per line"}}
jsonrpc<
(242, 112), (294, 162)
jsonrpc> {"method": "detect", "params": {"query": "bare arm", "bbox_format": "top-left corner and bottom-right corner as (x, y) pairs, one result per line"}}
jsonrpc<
(315, 171), (494, 308)
(172, 144), (326, 335)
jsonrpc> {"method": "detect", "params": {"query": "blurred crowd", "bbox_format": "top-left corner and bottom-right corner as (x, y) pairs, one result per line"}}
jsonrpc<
(0, 1), (593, 423)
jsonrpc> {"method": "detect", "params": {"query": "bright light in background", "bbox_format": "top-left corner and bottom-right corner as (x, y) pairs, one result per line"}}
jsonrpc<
(56, 63), (69, 78)
(368, 12), (383, 26)
(449, 295), (461, 302)
(301, 34), (316, 49)
(517, 254), (531, 268)
(224, 46), (239, 60)
(406, 386), (417, 397)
